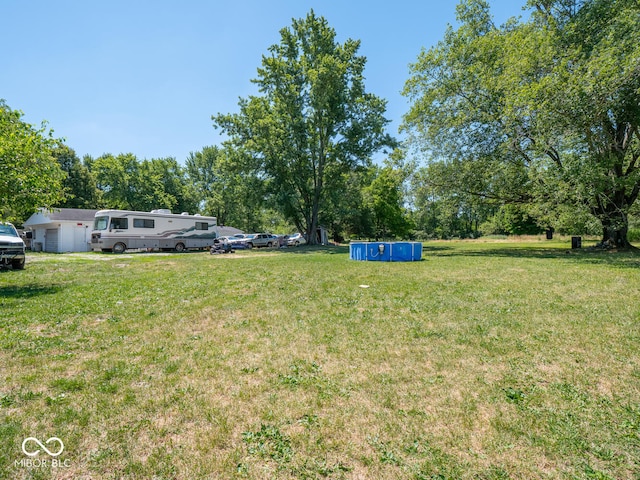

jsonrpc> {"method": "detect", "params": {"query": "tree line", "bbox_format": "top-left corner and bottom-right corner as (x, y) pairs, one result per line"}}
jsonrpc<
(2, 1), (638, 246)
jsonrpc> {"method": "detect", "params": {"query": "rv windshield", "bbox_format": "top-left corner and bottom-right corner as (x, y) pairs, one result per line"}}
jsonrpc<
(94, 216), (109, 231)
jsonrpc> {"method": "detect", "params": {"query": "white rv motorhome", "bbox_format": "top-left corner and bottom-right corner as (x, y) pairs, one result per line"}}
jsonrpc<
(91, 209), (219, 253)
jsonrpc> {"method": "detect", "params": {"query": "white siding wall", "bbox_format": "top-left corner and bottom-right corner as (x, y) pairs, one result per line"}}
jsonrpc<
(73, 225), (91, 252)
(31, 223), (92, 252)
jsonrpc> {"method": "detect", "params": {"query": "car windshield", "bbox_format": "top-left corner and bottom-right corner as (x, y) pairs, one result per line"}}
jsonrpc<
(0, 224), (18, 237)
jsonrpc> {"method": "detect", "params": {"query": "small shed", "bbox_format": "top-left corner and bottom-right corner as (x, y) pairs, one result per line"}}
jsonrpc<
(24, 208), (98, 253)
(314, 226), (329, 245)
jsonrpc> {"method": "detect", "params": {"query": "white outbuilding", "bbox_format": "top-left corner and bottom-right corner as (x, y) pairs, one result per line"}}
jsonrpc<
(24, 208), (98, 253)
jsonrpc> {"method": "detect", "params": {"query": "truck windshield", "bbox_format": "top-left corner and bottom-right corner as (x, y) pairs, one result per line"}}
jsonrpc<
(0, 224), (18, 237)
(94, 216), (109, 230)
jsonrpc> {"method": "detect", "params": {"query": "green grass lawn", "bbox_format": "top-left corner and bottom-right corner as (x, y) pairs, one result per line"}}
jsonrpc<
(1, 240), (639, 479)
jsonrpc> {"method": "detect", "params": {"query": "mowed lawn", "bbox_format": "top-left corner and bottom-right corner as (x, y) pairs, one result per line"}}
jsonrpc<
(1, 240), (639, 479)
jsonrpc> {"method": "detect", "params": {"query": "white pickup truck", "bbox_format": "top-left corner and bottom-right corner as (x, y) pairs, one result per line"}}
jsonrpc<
(0, 222), (26, 269)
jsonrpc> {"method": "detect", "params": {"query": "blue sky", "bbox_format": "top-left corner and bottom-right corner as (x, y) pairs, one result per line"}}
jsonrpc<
(2, 1), (527, 163)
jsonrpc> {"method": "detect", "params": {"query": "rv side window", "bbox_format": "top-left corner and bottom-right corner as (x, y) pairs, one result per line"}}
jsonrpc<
(134, 218), (155, 228)
(196, 222), (209, 230)
(111, 217), (128, 229)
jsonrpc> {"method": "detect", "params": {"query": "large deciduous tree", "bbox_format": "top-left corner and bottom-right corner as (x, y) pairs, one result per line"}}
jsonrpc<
(213, 10), (395, 243)
(0, 100), (66, 222)
(403, 0), (640, 248)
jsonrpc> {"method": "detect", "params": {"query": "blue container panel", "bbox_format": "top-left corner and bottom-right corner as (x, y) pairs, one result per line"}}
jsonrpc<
(390, 242), (408, 260)
(413, 242), (423, 260)
(349, 243), (367, 261)
(390, 242), (422, 261)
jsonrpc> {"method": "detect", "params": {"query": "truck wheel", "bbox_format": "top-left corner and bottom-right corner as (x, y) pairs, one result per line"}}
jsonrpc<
(267, 242), (272, 247)
(12, 258), (25, 270)
(175, 242), (186, 252)
(113, 242), (127, 254)
(247, 242), (253, 249)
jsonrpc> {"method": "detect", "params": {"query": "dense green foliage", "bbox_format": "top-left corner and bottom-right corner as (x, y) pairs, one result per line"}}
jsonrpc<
(362, 165), (414, 240)
(186, 146), (267, 231)
(403, 0), (640, 247)
(54, 144), (101, 209)
(85, 153), (198, 213)
(0, 100), (66, 221)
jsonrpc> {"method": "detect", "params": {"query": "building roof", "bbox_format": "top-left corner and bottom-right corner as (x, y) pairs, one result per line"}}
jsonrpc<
(24, 208), (98, 226)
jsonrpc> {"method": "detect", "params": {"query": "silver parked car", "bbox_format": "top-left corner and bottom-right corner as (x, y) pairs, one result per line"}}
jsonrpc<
(247, 233), (278, 248)
(287, 233), (306, 246)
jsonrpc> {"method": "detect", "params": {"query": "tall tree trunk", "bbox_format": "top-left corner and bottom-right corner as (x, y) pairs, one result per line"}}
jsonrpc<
(600, 215), (631, 248)
(594, 200), (632, 249)
(308, 198), (320, 245)
(307, 141), (325, 245)
(590, 133), (639, 250)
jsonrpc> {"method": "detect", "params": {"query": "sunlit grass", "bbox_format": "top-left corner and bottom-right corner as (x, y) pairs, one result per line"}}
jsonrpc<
(1, 242), (639, 479)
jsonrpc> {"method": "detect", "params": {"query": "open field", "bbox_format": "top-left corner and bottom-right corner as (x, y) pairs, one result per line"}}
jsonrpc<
(1, 239), (639, 479)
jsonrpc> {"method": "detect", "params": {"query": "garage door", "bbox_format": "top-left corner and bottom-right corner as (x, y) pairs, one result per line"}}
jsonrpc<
(45, 228), (59, 252)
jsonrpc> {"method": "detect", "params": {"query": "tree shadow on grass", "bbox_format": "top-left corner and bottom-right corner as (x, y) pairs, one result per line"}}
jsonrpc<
(0, 283), (63, 299)
(278, 245), (350, 255)
(428, 244), (640, 269)
(423, 245), (456, 254)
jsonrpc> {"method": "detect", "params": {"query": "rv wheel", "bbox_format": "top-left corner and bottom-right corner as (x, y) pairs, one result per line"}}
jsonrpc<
(113, 242), (127, 254)
(175, 242), (186, 253)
